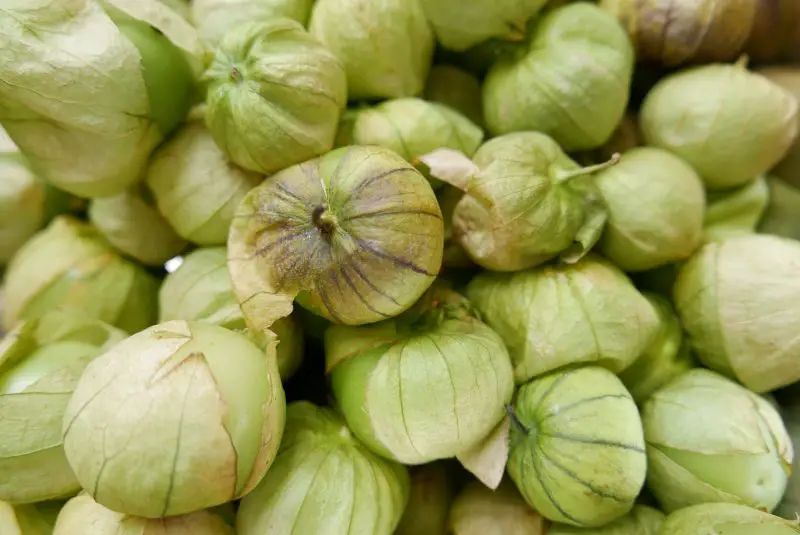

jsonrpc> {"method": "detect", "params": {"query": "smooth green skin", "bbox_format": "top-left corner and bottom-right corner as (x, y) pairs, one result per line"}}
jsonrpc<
(642, 369), (793, 513)
(760, 177), (800, 241)
(703, 176), (769, 242)
(596, 147), (705, 272)
(447, 480), (547, 535)
(548, 505), (665, 535)
(619, 294), (694, 404)
(600, 0), (756, 67)
(352, 98), (484, 162)
(450, 132), (608, 271)
(483, 3), (634, 151)
(660, 503), (800, 535)
(467, 255), (658, 384)
(115, 19), (194, 138)
(327, 293), (514, 464)
(309, 0), (434, 100)
(158, 247), (304, 380)
(227, 145), (444, 329)
(507, 366), (647, 527)
(760, 68), (800, 188)
(640, 63), (799, 191)
(673, 235), (800, 393)
(0, 152), (44, 265)
(52, 494), (233, 535)
(237, 402), (410, 535)
(191, 0), (314, 48)
(424, 65), (485, 128)
(62, 321), (286, 518)
(146, 121), (263, 246)
(0, 311), (126, 504)
(0, 501), (62, 535)
(204, 19), (346, 176)
(419, 0), (548, 52)
(1, 217), (158, 334)
(395, 463), (454, 535)
(88, 188), (187, 267)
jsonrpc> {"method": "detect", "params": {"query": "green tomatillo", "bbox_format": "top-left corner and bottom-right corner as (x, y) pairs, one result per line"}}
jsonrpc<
(424, 65), (485, 128)
(758, 67), (800, 188)
(759, 177), (800, 241)
(660, 502), (800, 535)
(395, 463), (455, 535)
(548, 506), (665, 535)
(703, 176), (769, 242)
(0, 500), (62, 535)
(447, 480), (547, 535)
(62, 321), (286, 518)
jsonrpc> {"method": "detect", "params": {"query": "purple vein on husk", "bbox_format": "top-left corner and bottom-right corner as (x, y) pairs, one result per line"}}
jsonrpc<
(352, 237), (437, 276)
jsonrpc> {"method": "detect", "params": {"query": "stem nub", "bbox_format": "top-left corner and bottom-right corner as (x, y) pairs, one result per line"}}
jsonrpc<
(312, 205), (338, 237)
(554, 152), (621, 184)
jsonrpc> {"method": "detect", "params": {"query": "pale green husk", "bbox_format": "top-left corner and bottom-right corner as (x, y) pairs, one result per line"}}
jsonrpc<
(640, 63), (799, 190)
(2, 217), (158, 334)
(146, 121), (263, 246)
(0, 500), (62, 535)
(673, 234), (800, 393)
(483, 3), (634, 151)
(642, 369), (793, 513)
(703, 176), (769, 242)
(507, 366), (647, 527)
(619, 294), (694, 404)
(204, 19), (346, 175)
(0, 311), (126, 503)
(88, 187), (186, 266)
(758, 67), (800, 189)
(0, 0), (198, 198)
(467, 255), (659, 384)
(395, 463), (455, 535)
(62, 321), (286, 518)
(327, 287), (514, 464)
(447, 480), (547, 535)
(0, 153), (45, 266)
(309, 0), (434, 100)
(52, 494), (233, 535)
(424, 65), (485, 128)
(776, 399), (800, 520)
(759, 177), (800, 241)
(191, 0), (314, 48)
(660, 503), (800, 534)
(548, 505), (665, 535)
(237, 401), (410, 535)
(596, 147), (706, 272)
(159, 247), (304, 380)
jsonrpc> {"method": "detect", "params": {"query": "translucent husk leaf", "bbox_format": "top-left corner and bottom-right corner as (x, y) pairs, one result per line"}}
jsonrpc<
(456, 416), (510, 489)
(703, 176), (769, 242)
(0, 152), (45, 265)
(447, 479), (547, 535)
(642, 369), (793, 513)
(758, 67), (800, 189)
(236, 401), (410, 535)
(659, 503), (800, 535)
(52, 494), (233, 535)
(228, 145), (443, 331)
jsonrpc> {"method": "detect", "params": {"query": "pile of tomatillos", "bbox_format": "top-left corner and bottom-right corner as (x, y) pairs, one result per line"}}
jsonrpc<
(1, 0), (800, 534)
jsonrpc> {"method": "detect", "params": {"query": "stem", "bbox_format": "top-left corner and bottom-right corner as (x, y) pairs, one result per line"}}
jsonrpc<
(312, 205), (338, 236)
(554, 152), (621, 184)
(735, 54), (750, 69)
(505, 404), (530, 435)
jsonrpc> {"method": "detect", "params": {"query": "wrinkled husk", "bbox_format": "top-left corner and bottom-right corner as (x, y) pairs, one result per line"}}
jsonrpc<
(507, 366), (647, 527)
(548, 505), (665, 535)
(236, 401), (410, 535)
(467, 255), (658, 384)
(759, 177), (800, 241)
(0, 311), (126, 503)
(618, 294), (694, 404)
(2, 216), (158, 334)
(0, 0), (198, 198)
(309, 0), (433, 100)
(447, 479), (547, 535)
(673, 234), (800, 393)
(660, 503), (800, 534)
(146, 121), (263, 246)
(88, 187), (186, 266)
(158, 247), (304, 380)
(191, 0), (314, 48)
(52, 494), (233, 535)
(703, 176), (769, 242)
(227, 145), (443, 330)
(0, 153), (45, 266)
(483, 3), (634, 151)
(642, 369), (793, 513)
(0, 500), (62, 535)
(600, 0), (757, 67)
(596, 147), (706, 272)
(204, 19), (346, 176)
(327, 287), (514, 464)
(759, 68), (800, 189)
(424, 65), (485, 128)
(776, 399), (800, 520)
(640, 63), (799, 191)
(395, 463), (455, 535)
(745, 1), (800, 64)
(62, 321), (286, 518)
(419, 0), (548, 52)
